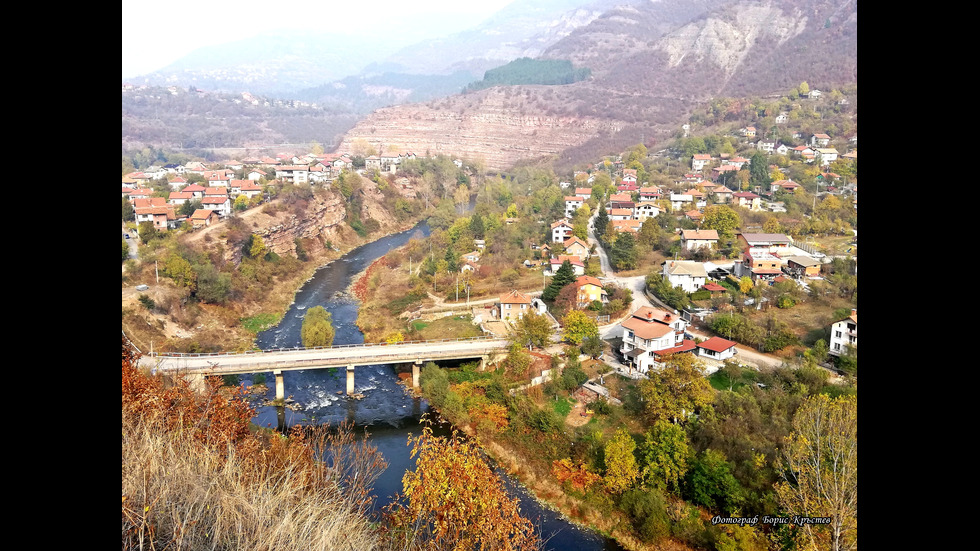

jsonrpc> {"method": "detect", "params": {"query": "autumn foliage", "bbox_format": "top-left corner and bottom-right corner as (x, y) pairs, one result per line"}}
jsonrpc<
(121, 336), (387, 550)
(551, 458), (601, 493)
(384, 421), (541, 551)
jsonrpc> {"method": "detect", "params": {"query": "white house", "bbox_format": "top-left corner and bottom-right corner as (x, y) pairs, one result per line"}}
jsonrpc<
(696, 337), (738, 361)
(662, 260), (707, 293)
(680, 229), (719, 250)
(829, 309), (857, 357)
(564, 196), (584, 218)
(619, 306), (692, 374)
(551, 219), (574, 243)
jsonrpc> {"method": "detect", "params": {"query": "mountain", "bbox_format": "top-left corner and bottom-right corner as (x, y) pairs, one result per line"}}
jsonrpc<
(378, 0), (644, 77)
(337, 0), (857, 171)
(124, 0), (639, 98)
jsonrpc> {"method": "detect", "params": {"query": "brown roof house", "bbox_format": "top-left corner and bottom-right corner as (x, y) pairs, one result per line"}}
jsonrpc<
(498, 290), (533, 322)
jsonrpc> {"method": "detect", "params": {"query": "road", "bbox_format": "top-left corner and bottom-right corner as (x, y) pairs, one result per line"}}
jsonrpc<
(587, 209), (784, 371)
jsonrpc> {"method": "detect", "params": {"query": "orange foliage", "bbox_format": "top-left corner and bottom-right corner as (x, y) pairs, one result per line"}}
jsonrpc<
(385, 421), (540, 550)
(551, 458), (601, 493)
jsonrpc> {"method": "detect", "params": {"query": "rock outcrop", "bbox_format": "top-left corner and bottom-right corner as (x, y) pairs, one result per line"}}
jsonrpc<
(337, 87), (625, 172)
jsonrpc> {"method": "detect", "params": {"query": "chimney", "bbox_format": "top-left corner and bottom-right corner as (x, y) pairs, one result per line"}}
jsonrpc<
(647, 311), (653, 320)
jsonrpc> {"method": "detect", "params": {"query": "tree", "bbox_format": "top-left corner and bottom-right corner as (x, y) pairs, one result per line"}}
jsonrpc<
(122, 197), (135, 221)
(121, 238), (130, 262)
(639, 420), (690, 493)
(638, 353), (712, 424)
(512, 310), (551, 350)
(385, 423), (540, 550)
(301, 305), (335, 348)
(248, 234), (267, 259)
(798, 81), (810, 97)
(469, 213), (485, 239)
(603, 427), (639, 494)
(611, 232), (638, 271)
(234, 194), (249, 211)
(543, 260), (576, 301)
(686, 449), (743, 514)
(749, 152), (771, 190)
(562, 310), (599, 344)
(164, 254), (194, 288)
(594, 204), (610, 240)
(776, 395), (857, 551)
(581, 335), (603, 359)
(193, 263), (231, 304)
(138, 221), (158, 244)
(701, 205), (741, 241)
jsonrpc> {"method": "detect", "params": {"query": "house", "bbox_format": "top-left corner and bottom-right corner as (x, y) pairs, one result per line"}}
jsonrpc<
(692, 154), (712, 171)
(784, 256), (822, 278)
(738, 249), (782, 283)
(619, 306), (691, 374)
(276, 165), (310, 184)
(168, 176), (188, 190)
(670, 193), (694, 212)
(622, 169), (638, 183)
(498, 290), (533, 321)
(728, 156), (749, 170)
(190, 209), (220, 227)
(756, 140), (776, 154)
(810, 133), (832, 147)
(680, 229), (719, 250)
(710, 185), (734, 203)
(201, 195), (231, 217)
(563, 237), (590, 259)
(551, 219), (574, 243)
(696, 337), (738, 361)
(775, 112), (788, 124)
(685, 209), (703, 222)
(574, 188), (593, 200)
(662, 261), (708, 293)
(611, 220), (642, 234)
(183, 184), (206, 199)
(247, 169), (267, 181)
(815, 148), (839, 166)
(239, 181), (264, 199)
(828, 309), (857, 357)
(740, 126), (756, 138)
(135, 205), (176, 231)
(732, 192), (762, 211)
(461, 250), (481, 263)
(609, 208), (634, 221)
(550, 256), (585, 276)
(574, 275), (606, 308)
(711, 165), (739, 182)
(168, 191), (194, 206)
(737, 232), (793, 253)
(791, 146), (816, 162)
(635, 201), (661, 220)
(773, 143), (790, 156)
(364, 156), (382, 171)
(770, 180), (801, 194)
(638, 187), (661, 201)
(564, 196), (584, 217)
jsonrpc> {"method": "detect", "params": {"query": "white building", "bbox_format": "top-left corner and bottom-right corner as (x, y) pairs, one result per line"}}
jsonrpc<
(619, 306), (692, 374)
(662, 261), (708, 293)
(829, 309), (857, 356)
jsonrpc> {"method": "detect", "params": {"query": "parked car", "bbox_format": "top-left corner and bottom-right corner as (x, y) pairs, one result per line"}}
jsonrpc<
(136, 284), (149, 291)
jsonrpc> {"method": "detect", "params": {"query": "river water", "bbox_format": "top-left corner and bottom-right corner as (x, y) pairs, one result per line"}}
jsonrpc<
(250, 221), (621, 550)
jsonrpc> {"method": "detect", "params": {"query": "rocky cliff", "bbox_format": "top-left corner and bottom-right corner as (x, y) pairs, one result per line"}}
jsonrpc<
(337, 87), (625, 172)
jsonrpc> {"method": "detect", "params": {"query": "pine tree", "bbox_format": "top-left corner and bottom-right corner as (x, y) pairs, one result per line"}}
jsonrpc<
(595, 204), (609, 240)
(543, 260), (575, 301)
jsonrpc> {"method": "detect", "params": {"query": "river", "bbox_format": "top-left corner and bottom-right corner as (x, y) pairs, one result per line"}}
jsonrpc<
(250, 221), (622, 550)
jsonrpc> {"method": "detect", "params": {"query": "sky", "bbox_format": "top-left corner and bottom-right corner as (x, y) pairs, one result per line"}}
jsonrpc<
(122, 0), (515, 79)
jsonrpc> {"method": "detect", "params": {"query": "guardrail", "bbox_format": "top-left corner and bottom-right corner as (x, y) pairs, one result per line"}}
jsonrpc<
(148, 335), (503, 359)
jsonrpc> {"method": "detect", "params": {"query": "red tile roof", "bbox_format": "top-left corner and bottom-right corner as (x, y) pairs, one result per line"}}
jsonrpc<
(697, 337), (736, 353)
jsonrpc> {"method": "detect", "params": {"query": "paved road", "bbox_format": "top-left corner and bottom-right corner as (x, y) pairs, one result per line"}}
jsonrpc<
(587, 209), (785, 371)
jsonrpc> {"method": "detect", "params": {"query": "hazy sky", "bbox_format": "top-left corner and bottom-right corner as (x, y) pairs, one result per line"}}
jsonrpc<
(121, 0), (515, 79)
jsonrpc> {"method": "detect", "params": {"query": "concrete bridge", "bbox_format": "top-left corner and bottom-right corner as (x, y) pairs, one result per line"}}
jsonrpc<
(141, 336), (511, 400)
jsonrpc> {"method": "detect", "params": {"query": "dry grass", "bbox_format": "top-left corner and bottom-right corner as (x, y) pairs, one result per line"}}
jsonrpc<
(122, 414), (391, 551)
(121, 337), (391, 551)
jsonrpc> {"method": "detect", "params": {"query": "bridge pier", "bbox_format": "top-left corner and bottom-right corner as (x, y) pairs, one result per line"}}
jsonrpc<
(413, 360), (422, 389)
(185, 372), (208, 395)
(274, 370), (284, 402)
(480, 355), (488, 372)
(347, 365), (355, 395)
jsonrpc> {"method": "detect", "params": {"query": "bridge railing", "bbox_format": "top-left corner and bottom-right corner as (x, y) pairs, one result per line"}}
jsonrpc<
(149, 335), (506, 359)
